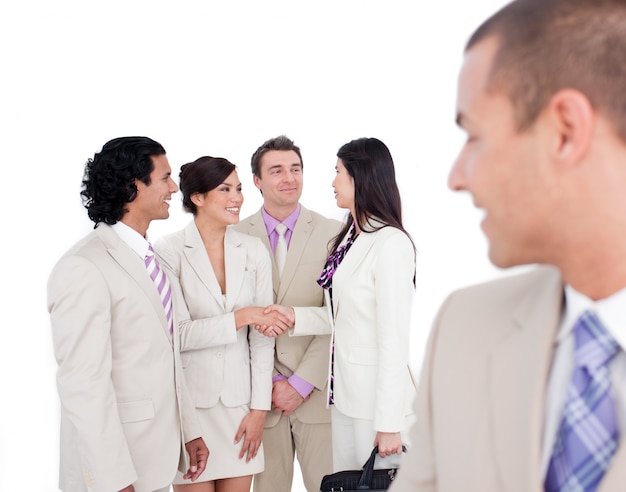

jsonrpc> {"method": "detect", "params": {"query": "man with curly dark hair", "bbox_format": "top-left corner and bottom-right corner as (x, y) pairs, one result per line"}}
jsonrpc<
(47, 136), (209, 492)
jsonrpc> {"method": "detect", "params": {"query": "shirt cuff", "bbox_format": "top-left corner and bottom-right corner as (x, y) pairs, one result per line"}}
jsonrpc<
(272, 374), (287, 383)
(287, 374), (315, 399)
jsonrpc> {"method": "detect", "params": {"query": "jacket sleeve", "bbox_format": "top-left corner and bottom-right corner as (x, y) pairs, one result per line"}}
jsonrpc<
(48, 255), (137, 492)
(154, 236), (238, 351)
(373, 231), (416, 432)
(290, 333), (331, 392)
(248, 239), (275, 410)
(290, 305), (332, 336)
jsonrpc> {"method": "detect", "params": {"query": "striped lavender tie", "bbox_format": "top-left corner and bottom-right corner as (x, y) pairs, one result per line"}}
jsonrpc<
(545, 310), (620, 492)
(145, 244), (173, 334)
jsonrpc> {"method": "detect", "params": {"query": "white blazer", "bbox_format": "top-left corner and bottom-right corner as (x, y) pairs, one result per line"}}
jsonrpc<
(291, 223), (417, 432)
(48, 224), (201, 492)
(155, 222), (275, 410)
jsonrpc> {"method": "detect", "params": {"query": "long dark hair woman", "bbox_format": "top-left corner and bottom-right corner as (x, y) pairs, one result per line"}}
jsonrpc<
(261, 138), (417, 472)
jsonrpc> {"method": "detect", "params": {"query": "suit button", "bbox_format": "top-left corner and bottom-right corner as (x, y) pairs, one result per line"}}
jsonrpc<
(216, 352), (223, 358)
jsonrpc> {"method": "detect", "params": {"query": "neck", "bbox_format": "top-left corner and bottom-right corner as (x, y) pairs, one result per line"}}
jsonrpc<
(120, 216), (149, 238)
(553, 231), (626, 300)
(264, 202), (298, 223)
(194, 216), (226, 247)
(560, 262), (626, 301)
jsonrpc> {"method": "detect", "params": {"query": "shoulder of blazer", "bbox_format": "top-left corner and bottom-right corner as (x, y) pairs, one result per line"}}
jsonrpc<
(235, 208), (264, 229)
(226, 225), (264, 250)
(442, 265), (563, 331)
(359, 224), (413, 254)
(152, 223), (189, 261)
(299, 205), (343, 235)
(92, 223), (121, 250)
(52, 226), (115, 274)
(450, 265), (561, 304)
(90, 223), (136, 261)
(182, 220), (203, 248)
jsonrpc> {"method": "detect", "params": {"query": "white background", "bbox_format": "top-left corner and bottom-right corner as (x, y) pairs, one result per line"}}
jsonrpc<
(0, 1), (519, 490)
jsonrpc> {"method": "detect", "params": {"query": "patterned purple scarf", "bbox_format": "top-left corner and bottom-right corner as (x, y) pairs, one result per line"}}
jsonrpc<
(316, 226), (357, 404)
(317, 226), (357, 290)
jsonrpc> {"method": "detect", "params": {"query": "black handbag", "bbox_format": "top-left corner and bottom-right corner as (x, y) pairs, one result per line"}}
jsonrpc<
(319, 445), (406, 492)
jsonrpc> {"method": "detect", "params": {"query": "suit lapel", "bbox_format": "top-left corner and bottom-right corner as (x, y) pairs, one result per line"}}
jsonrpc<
(277, 208), (314, 303)
(241, 210), (279, 300)
(329, 229), (378, 313)
(224, 227), (246, 313)
(489, 267), (564, 491)
(182, 221), (224, 307)
(97, 225), (172, 343)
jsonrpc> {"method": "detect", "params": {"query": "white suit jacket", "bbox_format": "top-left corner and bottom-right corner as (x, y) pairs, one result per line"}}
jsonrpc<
(233, 206), (341, 425)
(390, 265), (626, 492)
(47, 224), (201, 492)
(291, 224), (417, 432)
(154, 222), (274, 410)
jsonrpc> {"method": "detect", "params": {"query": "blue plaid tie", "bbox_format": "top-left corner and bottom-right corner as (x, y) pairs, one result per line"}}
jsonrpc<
(545, 310), (620, 492)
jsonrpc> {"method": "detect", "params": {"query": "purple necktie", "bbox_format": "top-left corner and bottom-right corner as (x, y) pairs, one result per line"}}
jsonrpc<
(545, 310), (620, 492)
(145, 244), (173, 334)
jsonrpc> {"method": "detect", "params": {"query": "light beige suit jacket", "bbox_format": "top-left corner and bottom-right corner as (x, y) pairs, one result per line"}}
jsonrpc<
(291, 225), (417, 432)
(47, 224), (201, 492)
(154, 222), (274, 411)
(233, 206), (341, 426)
(390, 265), (626, 492)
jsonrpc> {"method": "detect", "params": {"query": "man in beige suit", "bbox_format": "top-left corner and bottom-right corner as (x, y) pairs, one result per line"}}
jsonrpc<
(234, 135), (340, 492)
(391, 1), (626, 491)
(48, 137), (209, 492)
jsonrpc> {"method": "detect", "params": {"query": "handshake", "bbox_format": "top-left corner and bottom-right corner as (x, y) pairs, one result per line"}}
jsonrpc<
(254, 304), (295, 337)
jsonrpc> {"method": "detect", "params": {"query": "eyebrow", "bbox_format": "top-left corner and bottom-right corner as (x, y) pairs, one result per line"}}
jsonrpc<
(268, 163), (302, 171)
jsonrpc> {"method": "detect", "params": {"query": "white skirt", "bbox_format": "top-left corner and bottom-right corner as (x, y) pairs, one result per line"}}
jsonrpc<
(173, 400), (264, 483)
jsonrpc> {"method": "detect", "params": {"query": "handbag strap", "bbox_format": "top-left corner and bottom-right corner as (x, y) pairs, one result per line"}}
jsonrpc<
(356, 445), (407, 489)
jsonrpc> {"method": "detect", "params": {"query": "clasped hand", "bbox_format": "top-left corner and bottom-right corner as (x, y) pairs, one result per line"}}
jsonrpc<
(256, 304), (295, 337)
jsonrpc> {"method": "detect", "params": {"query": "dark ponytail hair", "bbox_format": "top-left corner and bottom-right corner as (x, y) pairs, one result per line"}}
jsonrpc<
(179, 156), (236, 215)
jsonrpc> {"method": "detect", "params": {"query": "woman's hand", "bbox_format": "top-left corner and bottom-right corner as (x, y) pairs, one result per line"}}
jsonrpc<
(235, 306), (294, 335)
(254, 305), (296, 337)
(234, 409), (267, 462)
(374, 431), (403, 458)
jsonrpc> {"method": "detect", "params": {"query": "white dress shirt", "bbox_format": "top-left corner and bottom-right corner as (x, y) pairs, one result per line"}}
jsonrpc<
(541, 284), (626, 476)
(111, 221), (150, 259)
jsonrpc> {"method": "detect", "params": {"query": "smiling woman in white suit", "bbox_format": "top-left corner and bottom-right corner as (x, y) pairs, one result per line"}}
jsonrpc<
(155, 157), (292, 492)
(262, 138), (418, 472)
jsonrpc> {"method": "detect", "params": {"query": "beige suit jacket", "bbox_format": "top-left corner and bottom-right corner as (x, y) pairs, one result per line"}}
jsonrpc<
(291, 225), (417, 432)
(233, 206), (341, 426)
(47, 224), (201, 492)
(390, 265), (626, 492)
(154, 222), (275, 410)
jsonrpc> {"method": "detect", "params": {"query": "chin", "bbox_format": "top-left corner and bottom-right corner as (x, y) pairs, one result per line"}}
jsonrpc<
(487, 247), (527, 270)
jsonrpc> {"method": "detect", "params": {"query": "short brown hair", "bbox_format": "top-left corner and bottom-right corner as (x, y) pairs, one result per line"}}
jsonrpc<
(250, 135), (303, 178)
(467, 0), (626, 142)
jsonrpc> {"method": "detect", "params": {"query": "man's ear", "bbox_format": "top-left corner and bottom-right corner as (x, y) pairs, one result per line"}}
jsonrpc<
(546, 88), (594, 166)
(253, 175), (262, 191)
